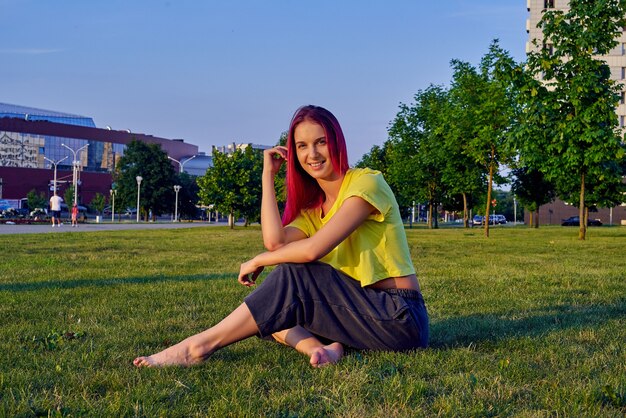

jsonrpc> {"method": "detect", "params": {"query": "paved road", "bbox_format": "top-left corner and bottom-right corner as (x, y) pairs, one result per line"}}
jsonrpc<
(0, 221), (226, 235)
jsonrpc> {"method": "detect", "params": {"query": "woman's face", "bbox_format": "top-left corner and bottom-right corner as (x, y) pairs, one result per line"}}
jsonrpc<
(293, 120), (339, 182)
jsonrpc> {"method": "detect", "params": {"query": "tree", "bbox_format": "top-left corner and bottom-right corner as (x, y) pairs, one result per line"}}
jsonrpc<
(523, 0), (626, 239)
(26, 189), (47, 211)
(273, 132), (288, 214)
(175, 172), (200, 220)
(356, 143), (391, 177)
(446, 61), (492, 228)
(511, 166), (556, 227)
(197, 147), (263, 228)
(387, 85), (452, 228)
(114, 140), (176, 221)
(455, 41), (519, 237)
(64, 185), (74, 208)
(90, 192), (107, 215)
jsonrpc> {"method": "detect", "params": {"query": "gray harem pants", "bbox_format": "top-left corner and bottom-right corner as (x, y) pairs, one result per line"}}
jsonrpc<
(244, 262), (429, 350)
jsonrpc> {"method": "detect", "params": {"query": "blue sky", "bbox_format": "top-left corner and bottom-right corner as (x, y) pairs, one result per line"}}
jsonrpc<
(1, 0), (528, 163)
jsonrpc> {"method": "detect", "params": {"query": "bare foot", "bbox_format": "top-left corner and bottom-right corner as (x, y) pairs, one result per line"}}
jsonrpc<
(309, 342), (344, 368)
(133, 339), (205, 368)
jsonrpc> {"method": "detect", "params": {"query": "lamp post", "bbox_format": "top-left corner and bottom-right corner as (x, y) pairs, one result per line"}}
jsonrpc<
(109, 188), (117, 222)
(136, 176), (143, 222)
(168, 155), (197, 173)
(61, 143), (89, 205)
(173, 185), (181, 222)
(43, 156), (69, 195)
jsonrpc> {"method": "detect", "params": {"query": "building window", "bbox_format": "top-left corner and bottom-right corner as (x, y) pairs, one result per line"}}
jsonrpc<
(622, 67), (626, 79)
(543, 43), (554, 55)
(544, 0), (555, 8)
(620, 115), (625, 128)
(622, 43), (626, 55)
(621, 92), (625, 105)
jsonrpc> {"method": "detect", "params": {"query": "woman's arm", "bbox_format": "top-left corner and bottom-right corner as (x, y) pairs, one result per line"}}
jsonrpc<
(239, 196), (376, 286)
(260, 146), (306, 250)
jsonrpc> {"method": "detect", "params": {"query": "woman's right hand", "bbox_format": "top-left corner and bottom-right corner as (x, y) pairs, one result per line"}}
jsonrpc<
(263, 146), (288, 177)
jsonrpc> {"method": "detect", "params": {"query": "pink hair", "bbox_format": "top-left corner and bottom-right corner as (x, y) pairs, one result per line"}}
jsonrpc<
(282, 105), (349, 225)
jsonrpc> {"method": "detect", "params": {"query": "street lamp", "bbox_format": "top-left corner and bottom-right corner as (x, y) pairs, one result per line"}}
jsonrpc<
(61, 143), (89, 205)
(43, 156), (69, 195)
(173, 185), (181, 222)
(136, 176), (143, 222)
(109, 188), (117, 223)
(168, 155), (197, 173)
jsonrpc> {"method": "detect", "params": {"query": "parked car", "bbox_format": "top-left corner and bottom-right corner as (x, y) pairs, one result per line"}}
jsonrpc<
(472, 215), (484, 226)
(489, 214), (507, 224)
(561, 216), (602, 226)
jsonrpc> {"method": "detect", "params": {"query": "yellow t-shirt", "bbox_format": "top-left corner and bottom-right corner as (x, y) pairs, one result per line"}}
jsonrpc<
(287, 168), (415, 287)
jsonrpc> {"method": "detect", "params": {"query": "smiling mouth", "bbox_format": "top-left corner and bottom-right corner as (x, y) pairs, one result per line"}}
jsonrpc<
(309, 161), (325, 169)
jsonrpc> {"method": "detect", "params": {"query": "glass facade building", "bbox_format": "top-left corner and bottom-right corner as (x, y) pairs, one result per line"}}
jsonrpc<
(0, 102), (96, 127)
(0, 103), (124, 173)
(0, 102), (198, 202)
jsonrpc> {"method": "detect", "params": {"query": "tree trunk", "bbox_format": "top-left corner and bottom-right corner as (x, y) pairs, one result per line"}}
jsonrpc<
(528, 211), (533, 228)
(579, 173), (586, 240)
(428, 201), (433, 229)
(534, 209), (539, 228)
(228, 211), (234, 229)
(484, 149), (495, 238)
(462, 193), (469, 228)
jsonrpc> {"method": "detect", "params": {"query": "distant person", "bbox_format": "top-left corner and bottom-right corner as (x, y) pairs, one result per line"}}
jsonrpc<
(134, 105), (428, 368)
(71, 203), (79, 227)
(49, 193), (63, 227)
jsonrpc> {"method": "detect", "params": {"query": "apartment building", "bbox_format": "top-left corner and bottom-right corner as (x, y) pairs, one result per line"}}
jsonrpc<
(524, 0), (626, 225)
(526, 0), (626, 127)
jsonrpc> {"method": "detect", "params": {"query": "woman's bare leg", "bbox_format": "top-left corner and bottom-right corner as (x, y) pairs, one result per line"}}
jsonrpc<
(272, 326), (344, 368)
(133, 302), (259, 367)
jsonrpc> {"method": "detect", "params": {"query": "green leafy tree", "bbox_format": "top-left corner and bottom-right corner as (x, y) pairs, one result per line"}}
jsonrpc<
(446, 61), (492, 227)
(273, 132), (288, 214)
(511, 166), (556, 227)
(64, 185), (74, 208)
(197, 147), (263, 228)
(388, 85), (450, 228)
(456, 41), (518, 237)
(90, 192), (107, 214)
(356, 143), (391, 178)
(114, 140), (176, 221)
(26, 189), (47, 211)
(174, 172), (200, 220)
(523, 0), (626, 239)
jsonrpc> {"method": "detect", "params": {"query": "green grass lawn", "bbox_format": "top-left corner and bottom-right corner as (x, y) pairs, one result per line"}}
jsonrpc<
(0, 225), (624, 417)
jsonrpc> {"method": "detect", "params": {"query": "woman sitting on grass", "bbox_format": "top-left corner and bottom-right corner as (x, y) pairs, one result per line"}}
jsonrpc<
(133, 105), (429, 368)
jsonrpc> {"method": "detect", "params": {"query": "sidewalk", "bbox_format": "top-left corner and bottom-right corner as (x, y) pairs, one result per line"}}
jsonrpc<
(0, 221), (224, 235)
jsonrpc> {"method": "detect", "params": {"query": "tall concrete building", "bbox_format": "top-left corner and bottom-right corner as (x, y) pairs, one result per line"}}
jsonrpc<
(525, 0), (626, 225)
(526, 0), (626, 128)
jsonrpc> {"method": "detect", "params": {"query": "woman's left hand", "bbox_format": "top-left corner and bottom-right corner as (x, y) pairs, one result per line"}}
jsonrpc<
(238, 259), (264, 287)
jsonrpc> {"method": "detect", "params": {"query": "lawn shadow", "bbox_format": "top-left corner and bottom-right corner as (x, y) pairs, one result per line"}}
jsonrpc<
(429, 300), (626, 348)
(0, 273), (237, 292)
